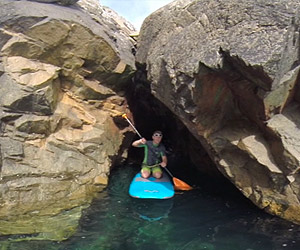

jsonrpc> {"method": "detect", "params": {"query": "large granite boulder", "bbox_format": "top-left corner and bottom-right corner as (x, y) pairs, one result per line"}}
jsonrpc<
(0, 0), (135, 240)
(136, 0), (300, 224)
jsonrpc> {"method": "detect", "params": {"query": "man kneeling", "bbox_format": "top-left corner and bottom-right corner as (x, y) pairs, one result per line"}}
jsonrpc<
(132, 130), (167, 179)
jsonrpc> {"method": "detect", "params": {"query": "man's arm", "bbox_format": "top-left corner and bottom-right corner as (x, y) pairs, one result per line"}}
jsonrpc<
(132, 138), (146, 147)
(160, 155), (167, 167)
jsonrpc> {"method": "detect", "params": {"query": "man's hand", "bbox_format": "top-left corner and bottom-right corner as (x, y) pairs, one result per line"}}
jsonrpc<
(132, 138), (146, 147)
(160, 155), (167, 168)
(140, 138), (146, 144)
(160, 162), (167, 168)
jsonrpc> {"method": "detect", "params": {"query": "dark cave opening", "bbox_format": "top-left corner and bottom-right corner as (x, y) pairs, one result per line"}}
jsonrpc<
(123, 65), (238, 195)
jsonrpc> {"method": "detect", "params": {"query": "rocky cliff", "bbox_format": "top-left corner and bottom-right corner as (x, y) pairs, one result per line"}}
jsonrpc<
(0, 0), (136, 240)
(2, 0), (300, 242)
(136, 0), (300, 224)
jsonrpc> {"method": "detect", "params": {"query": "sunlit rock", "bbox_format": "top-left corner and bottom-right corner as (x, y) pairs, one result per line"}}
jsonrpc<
(0, 0), (135, 239)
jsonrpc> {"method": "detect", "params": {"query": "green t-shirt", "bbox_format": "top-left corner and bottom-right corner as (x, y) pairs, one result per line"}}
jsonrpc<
(139, 141), (166, 166)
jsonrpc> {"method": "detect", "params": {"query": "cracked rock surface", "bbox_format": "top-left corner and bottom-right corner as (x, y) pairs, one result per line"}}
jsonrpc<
(136, 0), (300, 224)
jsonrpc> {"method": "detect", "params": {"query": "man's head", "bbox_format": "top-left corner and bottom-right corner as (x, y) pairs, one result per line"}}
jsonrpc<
(152, 130), (163, 144)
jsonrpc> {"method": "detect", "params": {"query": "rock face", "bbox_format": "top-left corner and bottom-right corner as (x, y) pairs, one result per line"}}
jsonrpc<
(0, 0), (135, 240)
(25, 0), (79, 5)
(136, 0), (300, 224)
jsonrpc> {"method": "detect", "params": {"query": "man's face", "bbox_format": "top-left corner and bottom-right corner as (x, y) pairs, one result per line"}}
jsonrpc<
(152, 133), (162, 144)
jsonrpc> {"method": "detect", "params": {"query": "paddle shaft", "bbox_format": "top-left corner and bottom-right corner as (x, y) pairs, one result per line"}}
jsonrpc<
(163, 166), (174, 178)
(122, 115), (143, 139)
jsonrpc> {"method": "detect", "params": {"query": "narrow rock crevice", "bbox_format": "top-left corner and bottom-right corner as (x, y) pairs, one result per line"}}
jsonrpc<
(125, 65), (223, 183)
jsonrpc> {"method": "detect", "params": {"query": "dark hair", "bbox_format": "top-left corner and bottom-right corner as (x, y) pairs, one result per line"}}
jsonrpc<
(153, 130), (163, 136)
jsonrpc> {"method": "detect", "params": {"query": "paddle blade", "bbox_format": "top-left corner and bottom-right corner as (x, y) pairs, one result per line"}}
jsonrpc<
(173, 177), (193, 191)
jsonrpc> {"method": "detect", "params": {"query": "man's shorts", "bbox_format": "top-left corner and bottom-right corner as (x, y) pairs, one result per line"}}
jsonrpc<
(141, 165), (162, 174)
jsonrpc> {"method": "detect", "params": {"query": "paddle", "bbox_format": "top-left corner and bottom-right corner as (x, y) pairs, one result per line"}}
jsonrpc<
(164, 167), (193, 191)
(122, 113), (193, 191)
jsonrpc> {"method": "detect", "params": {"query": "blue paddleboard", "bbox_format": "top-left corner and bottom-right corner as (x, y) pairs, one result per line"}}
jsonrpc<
(129, 173), (174, 199)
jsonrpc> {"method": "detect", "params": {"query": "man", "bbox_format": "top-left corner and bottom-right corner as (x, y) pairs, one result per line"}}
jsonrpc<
(132, 130), (167, 179)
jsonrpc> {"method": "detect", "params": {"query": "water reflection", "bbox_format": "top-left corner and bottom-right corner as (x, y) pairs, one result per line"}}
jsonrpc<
(2, 163), (300, 250)
(132, 198), (173, 222)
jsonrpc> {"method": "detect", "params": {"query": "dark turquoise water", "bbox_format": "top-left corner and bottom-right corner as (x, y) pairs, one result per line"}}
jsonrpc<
(2, 163), (300, 250)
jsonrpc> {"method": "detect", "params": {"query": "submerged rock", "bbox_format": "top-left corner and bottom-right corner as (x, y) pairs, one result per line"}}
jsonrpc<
(0, 0), (135, 240)
(136, 0), (300, 224)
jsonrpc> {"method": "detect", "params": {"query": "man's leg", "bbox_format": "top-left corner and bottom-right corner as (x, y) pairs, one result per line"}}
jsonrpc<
(152, 166), (162, 179)
(141, 166), (151, 178)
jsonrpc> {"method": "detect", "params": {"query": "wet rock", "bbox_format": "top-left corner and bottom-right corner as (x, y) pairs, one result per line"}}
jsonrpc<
(0, 206), (85, 242)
